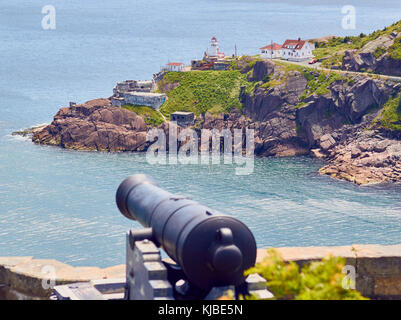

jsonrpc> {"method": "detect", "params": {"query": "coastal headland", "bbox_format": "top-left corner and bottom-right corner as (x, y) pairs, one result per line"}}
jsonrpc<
(22, 21), (401, 185)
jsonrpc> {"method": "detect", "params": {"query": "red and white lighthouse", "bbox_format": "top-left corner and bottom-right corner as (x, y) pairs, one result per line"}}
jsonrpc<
(208, 37), (225, 58)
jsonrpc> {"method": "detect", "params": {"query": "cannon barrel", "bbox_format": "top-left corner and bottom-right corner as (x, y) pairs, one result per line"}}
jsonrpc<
(116, 174), (257, 291)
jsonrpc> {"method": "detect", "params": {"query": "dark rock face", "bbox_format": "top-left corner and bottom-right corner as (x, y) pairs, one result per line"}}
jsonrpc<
(32, 99), (149, 152)
(343, 50), (401, 76)
(340, 78), (389, 121)
(240, 62), (401, 183)
(248, 60), (275, 82)
(342, 33), (401, 76)
(375, 57), (401, 76)
(242, 70), (309, 156)
(296, 95), (342, 147)
(295, 76), (394, 148)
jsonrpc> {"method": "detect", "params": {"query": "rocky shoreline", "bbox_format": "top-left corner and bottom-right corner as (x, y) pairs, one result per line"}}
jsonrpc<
(17, 57), (401, 186)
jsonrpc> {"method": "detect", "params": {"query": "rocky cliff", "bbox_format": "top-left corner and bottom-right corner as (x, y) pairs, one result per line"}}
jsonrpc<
(32, 99), (150, 152)
(30, 58), (401, 185)
(237, 59), (401, 184)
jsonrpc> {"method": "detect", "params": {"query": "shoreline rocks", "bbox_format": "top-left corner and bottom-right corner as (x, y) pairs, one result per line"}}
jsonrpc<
(12, 125), (47, 138)
(31, 98), (150, 152)
(318, 129), (401, 185)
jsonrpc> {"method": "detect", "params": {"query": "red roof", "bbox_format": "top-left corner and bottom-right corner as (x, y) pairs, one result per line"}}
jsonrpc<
(168, 62), (184, 66)
(260, 43), (282, 50)
(211, 37), (217, 41)
(282, 39), (307, 50)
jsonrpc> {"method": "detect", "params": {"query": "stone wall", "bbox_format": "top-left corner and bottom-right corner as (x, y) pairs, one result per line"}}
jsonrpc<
(257, 244), (401, 299)
(1, 244), (401, 300)
(0, 257), (125, 300)
(111, 92), (166, 109)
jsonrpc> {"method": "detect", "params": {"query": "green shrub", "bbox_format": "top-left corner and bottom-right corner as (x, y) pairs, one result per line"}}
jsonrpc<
(245, 249), (368, 300)
(373, 46), (386, 59)
(388, 37), (401, 60)
(373, 93), (401, 131)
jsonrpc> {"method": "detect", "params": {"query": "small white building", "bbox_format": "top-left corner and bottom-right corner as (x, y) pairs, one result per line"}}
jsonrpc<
(260, 43), (282, 59)
(166, 62), (185, 72)
(281, 38), (315, 61)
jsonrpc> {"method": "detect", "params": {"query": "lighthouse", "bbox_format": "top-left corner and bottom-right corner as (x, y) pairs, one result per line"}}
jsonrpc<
(208, 37), (225, 58)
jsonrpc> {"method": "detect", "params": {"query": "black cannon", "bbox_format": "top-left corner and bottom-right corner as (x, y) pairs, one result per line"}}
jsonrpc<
(116, 174), (257, 299)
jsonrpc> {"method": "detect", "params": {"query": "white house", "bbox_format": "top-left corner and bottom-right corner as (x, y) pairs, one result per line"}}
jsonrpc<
(166, 62), (185, 72)
(260, 43), (282, 59)
(281, 38), (315, 61)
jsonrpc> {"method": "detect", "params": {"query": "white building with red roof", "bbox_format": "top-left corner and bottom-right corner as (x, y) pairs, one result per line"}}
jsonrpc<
(166, 62), (185, 72)
(281, 38), (315, 61)
(260, 43), (282, 59)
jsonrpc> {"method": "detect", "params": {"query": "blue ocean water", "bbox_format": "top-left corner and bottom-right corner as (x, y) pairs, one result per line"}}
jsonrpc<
(1, 0), (401, 267)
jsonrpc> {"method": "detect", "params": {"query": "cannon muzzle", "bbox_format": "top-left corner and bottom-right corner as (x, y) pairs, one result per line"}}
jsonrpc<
(116, 174), (257, 291)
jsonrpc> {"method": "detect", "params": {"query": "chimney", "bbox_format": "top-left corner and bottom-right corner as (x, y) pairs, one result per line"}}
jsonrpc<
(298, 37), (301, 41)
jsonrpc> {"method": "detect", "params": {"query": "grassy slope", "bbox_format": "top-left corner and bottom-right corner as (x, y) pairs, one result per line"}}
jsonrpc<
(158, 70), (250, 117)
(121, 104), (164, 126)
(313, 20), (401, 67)
(373, 93), (401, 131)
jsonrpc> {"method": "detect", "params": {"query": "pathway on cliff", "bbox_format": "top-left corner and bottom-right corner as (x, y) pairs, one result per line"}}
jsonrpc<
(157, 97), (168, 123)
(157, 110), (167, 122)
(276, 59), (401, 82)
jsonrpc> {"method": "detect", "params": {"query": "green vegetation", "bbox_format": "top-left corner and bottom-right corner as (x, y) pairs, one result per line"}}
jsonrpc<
(291, 67), (348, 107)
(229, 55), (261, 71)
(321, 52), (345, 69)
(245, 249), (368, 300)
(158, 70), (250, 116)
(255, 61), (351, 106)
(264, 61), (315, 90)
(373, 93), (401, 131)
(307, 72), (347, 96)
(388, 37), (401, 60)
(373, 46), (387, 59)
(121, 104), (165, 126)
(313, 20), (401, 63)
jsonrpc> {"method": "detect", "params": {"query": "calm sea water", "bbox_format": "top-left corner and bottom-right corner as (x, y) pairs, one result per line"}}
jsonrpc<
(1, 0), (401, 267)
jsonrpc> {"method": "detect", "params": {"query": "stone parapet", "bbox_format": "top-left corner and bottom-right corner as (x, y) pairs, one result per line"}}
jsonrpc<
(0, 256), (125, 300)
(2, 244), (401, 300)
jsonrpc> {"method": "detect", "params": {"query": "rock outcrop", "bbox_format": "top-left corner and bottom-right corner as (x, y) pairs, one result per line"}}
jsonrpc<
(241, 61), (310, 156)
(342, 32), (401, 76)
(319, 128), (401, 185)
(32, 99), (149, 152)
(239, 60), (401, 183)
